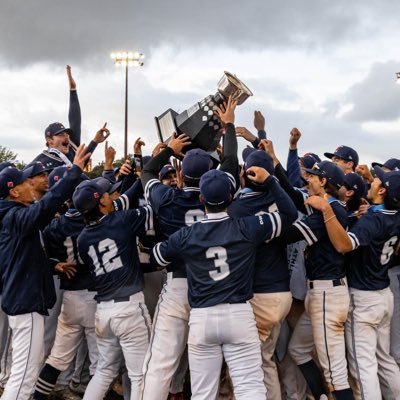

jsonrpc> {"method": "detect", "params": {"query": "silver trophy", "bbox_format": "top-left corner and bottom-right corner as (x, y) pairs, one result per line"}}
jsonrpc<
(155, 71), (253, 157)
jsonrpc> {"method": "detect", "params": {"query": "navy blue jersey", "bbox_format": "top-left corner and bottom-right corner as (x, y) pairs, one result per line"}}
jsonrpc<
(0, 165), (83, 315)
(291, 198), (348, 280)
(77, 207), (152, 302)
(145, 182), (205, 277)
(43, 209), (95, 291)
(153, 210), (286, 308)
(346, 206), (400, 290)
(228, 190), (290, 293)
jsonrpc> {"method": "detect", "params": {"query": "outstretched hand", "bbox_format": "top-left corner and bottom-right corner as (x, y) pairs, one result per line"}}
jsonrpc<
(214, 95), (238, 125)
(167, 133), (191, 157)
(236, 127), (257, 143)
(66, 65), (76, 91)
(93, 123), (110, 144)
(254, 111), (265, 131)
(134, 137), (145, 154)
(289, 128), (301, 150)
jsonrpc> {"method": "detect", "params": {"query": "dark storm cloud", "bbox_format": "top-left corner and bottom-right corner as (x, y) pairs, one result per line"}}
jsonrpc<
(342, 61), (400, 122)
(0, 0), (389, 67)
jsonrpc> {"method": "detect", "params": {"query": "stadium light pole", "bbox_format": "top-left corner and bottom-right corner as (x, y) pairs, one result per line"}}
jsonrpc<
(110, 51), (145, 159)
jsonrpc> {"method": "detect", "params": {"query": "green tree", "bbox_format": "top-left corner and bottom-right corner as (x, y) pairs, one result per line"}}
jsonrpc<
(0, 146), (18, 163)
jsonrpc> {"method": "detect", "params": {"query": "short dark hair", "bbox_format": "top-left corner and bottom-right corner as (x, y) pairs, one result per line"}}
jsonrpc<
(83, 205), (103, 224)
(319, 176), (340, 198)
(183, 176), (200, 188)
(204, 199), (232, 214)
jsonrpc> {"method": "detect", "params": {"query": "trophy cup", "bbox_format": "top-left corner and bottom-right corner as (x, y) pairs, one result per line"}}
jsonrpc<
(155, 71), (253, 160)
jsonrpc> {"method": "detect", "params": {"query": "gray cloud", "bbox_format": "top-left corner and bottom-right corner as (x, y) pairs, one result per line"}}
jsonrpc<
(341, 60), (400, 122)
(0, 0), (393, 67)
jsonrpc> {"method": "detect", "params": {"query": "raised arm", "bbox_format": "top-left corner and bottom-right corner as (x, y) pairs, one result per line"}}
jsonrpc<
(67, 65), (81, 149)
(286, 128), (303, 188)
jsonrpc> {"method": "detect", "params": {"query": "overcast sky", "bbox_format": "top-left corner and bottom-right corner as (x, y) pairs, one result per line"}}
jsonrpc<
(0, 0), (399, 167)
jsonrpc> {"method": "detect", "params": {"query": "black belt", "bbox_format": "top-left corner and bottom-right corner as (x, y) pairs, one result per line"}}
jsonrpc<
(308, 278), (346, 289)
(114, 296), (130, 303)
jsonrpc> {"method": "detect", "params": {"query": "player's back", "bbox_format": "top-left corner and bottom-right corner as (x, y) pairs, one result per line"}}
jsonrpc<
(347, 207), (400, 290)
(228, 190), (290, 293)
(161, 211), (281, 308)
(78, 208), (150, 302)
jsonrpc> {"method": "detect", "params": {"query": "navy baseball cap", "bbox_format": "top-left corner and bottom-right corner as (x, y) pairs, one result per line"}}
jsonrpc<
(244, 150), (274, 175)
(299, 154), (318, 169)
(23, 161), (52, 178)
(373, 167), (400, 203)
(344, 172), (366, 199)
(242, 147), (257, 163)
(182, 149), (212, 180)
(304, 160), (345, 189)
(324, 145), (359, 166)
(302, 152), (321, 163)
(72, 180), (108, 214)
(0, 161), (16, 172)
(371, 158), (400, 172)
(0, 166), (32, 199)
(48, 166), (89, 188)
(159, 164), (176, 180)
(200, 169), (231, 205)
(92, 177), (122, 195)
(44, 122), (72, 138)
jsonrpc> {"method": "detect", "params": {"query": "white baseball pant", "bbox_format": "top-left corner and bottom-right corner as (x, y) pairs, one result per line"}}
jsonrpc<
(305, 280), (351, 392)
(83, 292), (151, 400)
(45, 289), (98, 375)
(1, 312), (45, 400)
(0, 295), (11, 388)
(188, 303), (266, 400)
(141, 275), (190, 400)
(346, 287), (400, 400)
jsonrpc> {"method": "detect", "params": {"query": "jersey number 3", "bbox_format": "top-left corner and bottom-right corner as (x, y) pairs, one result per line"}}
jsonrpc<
(206, 246), (230, 281)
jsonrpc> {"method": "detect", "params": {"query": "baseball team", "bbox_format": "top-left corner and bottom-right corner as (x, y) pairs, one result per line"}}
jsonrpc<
(0, 67), (399, 400)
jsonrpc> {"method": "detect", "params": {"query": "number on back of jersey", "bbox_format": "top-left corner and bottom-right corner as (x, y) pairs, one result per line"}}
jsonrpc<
(206, 246), (230, 281)
(88, 238), (123, 276)
(185, 209), (204, 226)
(381, 236), (398, 265)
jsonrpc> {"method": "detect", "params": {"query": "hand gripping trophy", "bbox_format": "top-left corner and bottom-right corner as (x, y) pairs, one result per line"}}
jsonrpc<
(155, 71), (253, 159)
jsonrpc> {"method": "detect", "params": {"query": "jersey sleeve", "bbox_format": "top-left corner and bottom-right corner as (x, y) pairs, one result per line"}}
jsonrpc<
(292, 213), (324, 246)
(239, 211), (283, 244)
(151, 229), (187, 267)
(113, 179), (144, 211)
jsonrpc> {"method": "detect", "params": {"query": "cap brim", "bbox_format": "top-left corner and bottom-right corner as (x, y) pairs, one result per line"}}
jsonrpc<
(21, 166), (35, 181)
(373, 165), (385, 182)
(53, 128), (73, 136)
(371, 162), (383, 168)
(303, 167), (323, 176)
(109, 181), (122, 194)
(324, 152), (335, 159)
